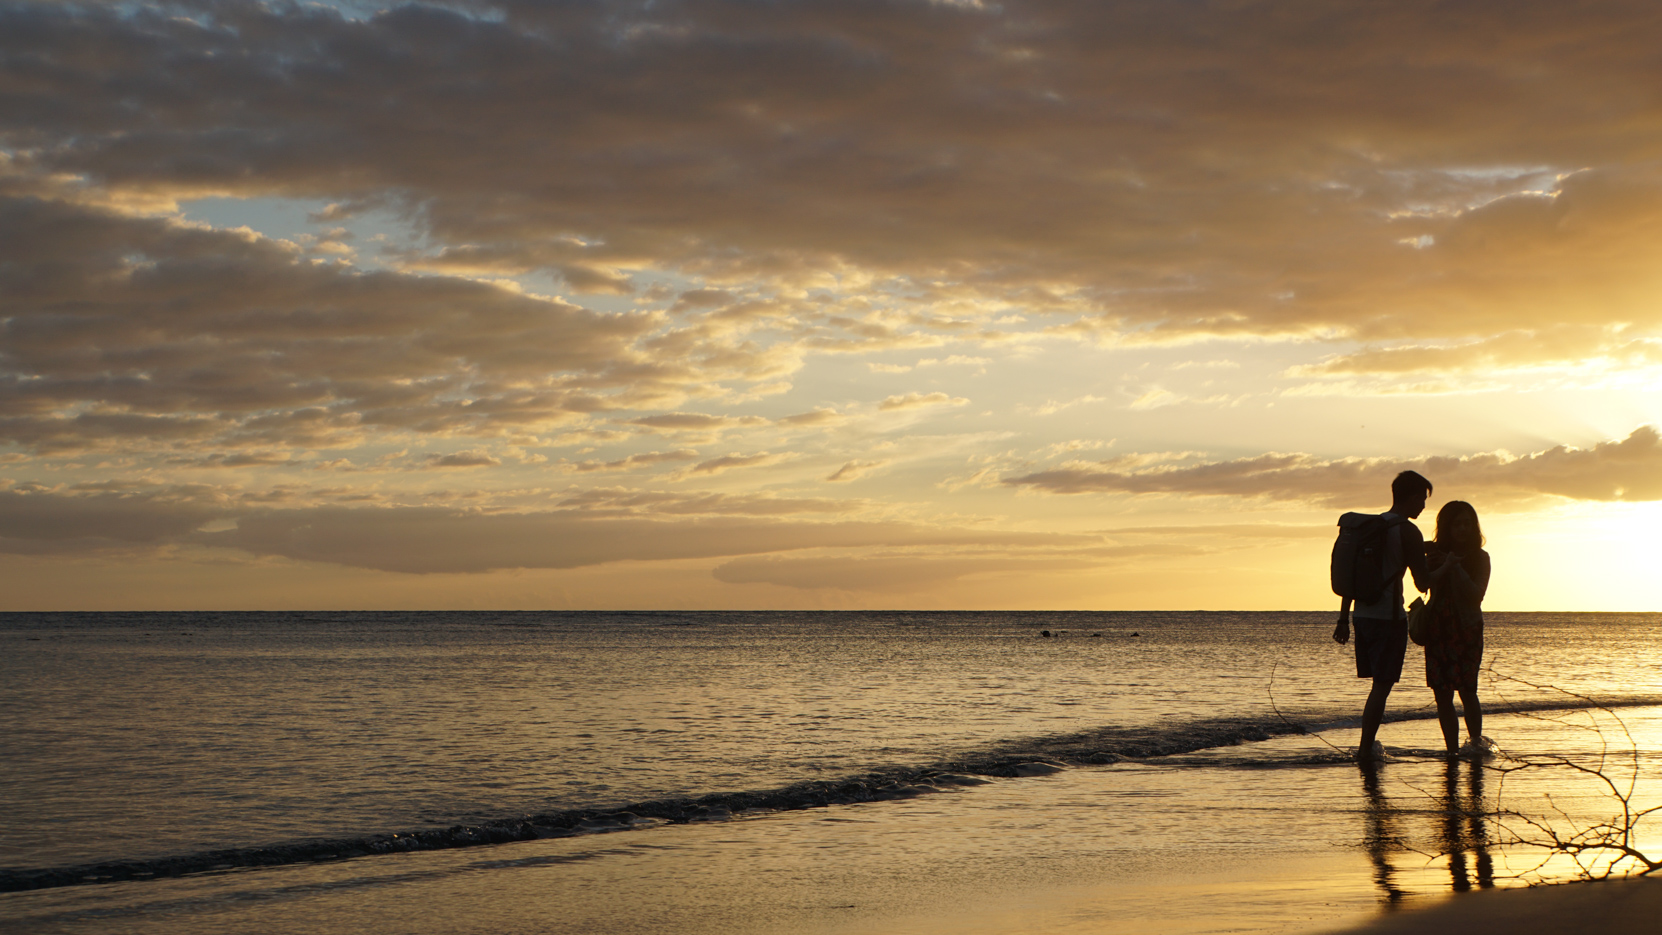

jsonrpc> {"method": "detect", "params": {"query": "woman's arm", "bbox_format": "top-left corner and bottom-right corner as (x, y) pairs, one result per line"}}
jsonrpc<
(1437, 550), (1490, 603)
(1425, 548), (1461, 587)
(1466, 550), (1491, 602)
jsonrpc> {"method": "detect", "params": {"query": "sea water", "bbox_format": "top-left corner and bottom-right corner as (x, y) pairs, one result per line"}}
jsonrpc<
(3, 611), (1662, 933)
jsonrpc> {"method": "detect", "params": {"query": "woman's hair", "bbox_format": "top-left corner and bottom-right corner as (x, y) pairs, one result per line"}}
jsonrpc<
(1434, 500), (1485, 550)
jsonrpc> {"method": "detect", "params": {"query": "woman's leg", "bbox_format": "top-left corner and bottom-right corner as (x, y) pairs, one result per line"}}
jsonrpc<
(1433, 686), (1459, 752)
(1457, 687), (1482, 743)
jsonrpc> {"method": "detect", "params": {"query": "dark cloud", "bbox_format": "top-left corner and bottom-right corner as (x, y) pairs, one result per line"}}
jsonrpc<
(6, 0), (1662, 344)
(1003, 426), (1662, 506)
(0, 192), (666, 451)
(167, 451), (308, 468)
(197, 507), (1091, 573)
(0, 481), (1092, 571)
(424, 450), (501, 468)
(775, 408), (843, 427)
(0, 411), (223, 452)
(0, 486), (223, 544)
(624, 412), (767, 431)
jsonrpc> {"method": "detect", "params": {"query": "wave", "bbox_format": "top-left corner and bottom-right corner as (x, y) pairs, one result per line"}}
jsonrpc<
(6, 694), (1660, 894)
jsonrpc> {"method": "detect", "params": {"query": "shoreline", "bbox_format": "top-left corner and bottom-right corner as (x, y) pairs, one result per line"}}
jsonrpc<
(9, 696), (1660, 893)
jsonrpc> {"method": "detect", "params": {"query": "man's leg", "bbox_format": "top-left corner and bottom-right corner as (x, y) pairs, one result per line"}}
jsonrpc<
(1359, 677), (1394, 756)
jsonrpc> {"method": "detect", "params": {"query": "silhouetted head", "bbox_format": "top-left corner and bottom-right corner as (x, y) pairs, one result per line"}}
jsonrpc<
(1434, 500), (1484, 553)
(1390, 470), (1433, 518)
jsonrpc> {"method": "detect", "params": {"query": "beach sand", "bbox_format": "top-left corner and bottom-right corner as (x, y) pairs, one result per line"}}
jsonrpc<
(1332, 876), (1662, 935)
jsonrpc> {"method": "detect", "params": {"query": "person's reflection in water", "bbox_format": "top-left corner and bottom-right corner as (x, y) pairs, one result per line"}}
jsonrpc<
(1439, 756), (1495, 891)
(1358, 758), (1408, 906)
(1469, 757), (1495, 887)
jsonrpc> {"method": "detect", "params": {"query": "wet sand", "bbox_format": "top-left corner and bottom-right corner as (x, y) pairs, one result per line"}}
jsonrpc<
(5, 709), (1658, 934)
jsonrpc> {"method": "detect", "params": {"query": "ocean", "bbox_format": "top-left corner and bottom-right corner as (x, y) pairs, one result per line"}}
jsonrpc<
(4, 611), (1662, 934)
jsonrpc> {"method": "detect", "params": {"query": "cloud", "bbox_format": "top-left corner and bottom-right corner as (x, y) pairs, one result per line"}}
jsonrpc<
(683, 451), (791, 476)
(168, 451), (307, 469)
(0, 192), (659, 452)
(0, 412), (224, 452)
(1036, 439), (1113, 457)
(879, 392), (969, 411)
(775, 407), (844, 427)
(0, 486), (224, 548)
(424, 450), (501, 468)
(12, 0), (1662, 350)
(1003, 426), (1662, 507)
(1035, 396), (1106, 416)
(559, 264), (634, 295)
(563, 450), (700, 472)
(1127, 388), (1180, 411)
(1293, 327), (1662, 378)
(0, 482), (1097, 572)
(826, 459), (889, 482)
(916, 355), (990, 374)
(670, 289), (737, 311)
(195, 508), (1091, 574)
(625, 413), (769, 432)
(556, 487), (859, 516)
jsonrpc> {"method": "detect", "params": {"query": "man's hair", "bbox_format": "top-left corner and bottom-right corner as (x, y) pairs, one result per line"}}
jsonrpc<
(1391, 470), (1432, 501)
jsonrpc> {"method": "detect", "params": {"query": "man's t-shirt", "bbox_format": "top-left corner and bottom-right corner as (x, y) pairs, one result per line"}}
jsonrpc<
(1352, 513), (1426, 621)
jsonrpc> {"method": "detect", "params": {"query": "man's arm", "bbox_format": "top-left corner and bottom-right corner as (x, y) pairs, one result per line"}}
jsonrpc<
(1402, 523), (1432, 593)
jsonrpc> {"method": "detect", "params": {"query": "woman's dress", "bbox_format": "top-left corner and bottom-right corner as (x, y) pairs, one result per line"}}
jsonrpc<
(1424, 548), (1491, 692)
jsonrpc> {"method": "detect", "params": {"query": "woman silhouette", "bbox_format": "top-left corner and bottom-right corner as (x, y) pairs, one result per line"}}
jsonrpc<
(1424, 500), (1494, 756)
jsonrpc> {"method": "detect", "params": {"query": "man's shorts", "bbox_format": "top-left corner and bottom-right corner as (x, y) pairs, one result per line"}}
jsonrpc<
(1353, 617), (1408, 683)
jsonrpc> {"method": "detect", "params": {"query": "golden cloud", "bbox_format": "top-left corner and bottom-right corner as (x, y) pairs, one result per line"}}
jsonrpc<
(1003, 426), (1662, 507)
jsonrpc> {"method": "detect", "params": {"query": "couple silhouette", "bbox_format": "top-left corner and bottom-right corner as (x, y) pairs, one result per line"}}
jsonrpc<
(1334, 471), (1494, 759)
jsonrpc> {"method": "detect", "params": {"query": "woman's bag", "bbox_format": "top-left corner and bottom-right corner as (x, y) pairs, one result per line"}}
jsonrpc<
(1407, 596), (1431, 646)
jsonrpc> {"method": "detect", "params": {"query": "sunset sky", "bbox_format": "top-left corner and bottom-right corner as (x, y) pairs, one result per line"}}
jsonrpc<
(3, 0), (1661, 610)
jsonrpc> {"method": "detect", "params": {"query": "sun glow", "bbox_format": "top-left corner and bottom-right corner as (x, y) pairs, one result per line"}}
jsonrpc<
(1484, 501), (1662, 612)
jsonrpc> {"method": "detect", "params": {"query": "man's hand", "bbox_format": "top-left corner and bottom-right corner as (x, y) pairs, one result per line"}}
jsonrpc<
(1333, 611), (1351, 644)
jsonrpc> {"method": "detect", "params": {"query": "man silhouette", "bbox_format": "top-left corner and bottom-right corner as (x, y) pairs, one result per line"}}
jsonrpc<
(1333, 470), (1434, 760)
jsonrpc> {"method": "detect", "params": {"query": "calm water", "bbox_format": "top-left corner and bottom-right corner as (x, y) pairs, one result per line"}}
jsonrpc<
(4, 611), (1662, 872)
(3, 610), (1662, 932)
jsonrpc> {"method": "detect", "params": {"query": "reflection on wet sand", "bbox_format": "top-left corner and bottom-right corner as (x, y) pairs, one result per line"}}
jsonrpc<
(1441, 757), (1495, 893)
(1359, 759), (1408, 907)
(1359, 756), (1495, 907)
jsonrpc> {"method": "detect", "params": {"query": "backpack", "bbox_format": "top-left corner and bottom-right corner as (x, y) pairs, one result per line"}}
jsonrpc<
(1330, 512), (1404, 604)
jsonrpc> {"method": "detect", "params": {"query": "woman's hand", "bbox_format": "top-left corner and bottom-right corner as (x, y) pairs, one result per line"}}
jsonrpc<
(1428, 550), (1460, 583)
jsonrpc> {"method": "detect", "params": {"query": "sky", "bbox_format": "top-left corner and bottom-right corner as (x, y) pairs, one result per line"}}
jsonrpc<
(3, 0), (1662, 611)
